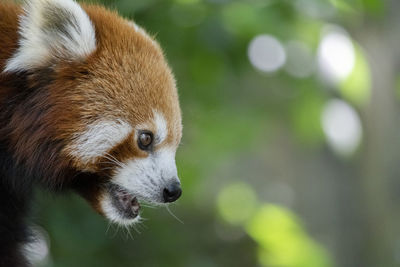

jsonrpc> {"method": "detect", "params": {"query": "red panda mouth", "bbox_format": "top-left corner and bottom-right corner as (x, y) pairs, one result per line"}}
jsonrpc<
(106, 184), (140, 220)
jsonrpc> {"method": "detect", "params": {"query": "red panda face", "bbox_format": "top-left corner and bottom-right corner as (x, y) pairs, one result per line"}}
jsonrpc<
(5, 0), (182, 225)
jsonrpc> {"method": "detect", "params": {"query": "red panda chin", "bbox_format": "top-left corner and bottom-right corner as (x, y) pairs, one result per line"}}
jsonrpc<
(106, 183), (141, 220)
(100, 183), (144, 226)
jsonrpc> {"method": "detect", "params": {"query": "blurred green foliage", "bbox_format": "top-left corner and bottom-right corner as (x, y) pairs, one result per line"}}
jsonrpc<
(340, 45), (371, 106)
(247, 205), (332, 267)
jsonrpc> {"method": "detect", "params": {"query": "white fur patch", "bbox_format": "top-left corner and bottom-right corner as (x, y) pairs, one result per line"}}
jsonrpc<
(5, 0), (96, 72)
(69, 120), (132, 164)
(153, 111), (168, 144)
(113, 147), (179, 203)
(23, 226), (49, 265)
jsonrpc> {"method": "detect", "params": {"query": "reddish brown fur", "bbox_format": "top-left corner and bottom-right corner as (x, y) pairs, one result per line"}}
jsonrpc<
(0, 2), (19, 71)
(53, 5), (182, 168)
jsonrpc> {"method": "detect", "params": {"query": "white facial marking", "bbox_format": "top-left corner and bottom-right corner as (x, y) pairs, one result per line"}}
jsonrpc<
(5, 0), (96, 72)
(135, 110), (168, 144)
(153, 111), (168, 144)
(113, 147), (179, 203)
(100, 194), (142, 226)
(69, 120), (132, 164)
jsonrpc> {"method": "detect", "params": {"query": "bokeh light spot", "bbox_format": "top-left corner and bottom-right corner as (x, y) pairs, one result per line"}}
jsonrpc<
(246, 204), (333, 267)
(317, 26), (355, 84)
(248, 35), (286, 73)
(246, 204), (301, 247)
(321, 99), (362, 156)
(217, 183), (258, 225)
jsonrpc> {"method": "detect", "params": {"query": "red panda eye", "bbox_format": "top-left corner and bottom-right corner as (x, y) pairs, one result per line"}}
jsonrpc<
(138, 132), (153, 150)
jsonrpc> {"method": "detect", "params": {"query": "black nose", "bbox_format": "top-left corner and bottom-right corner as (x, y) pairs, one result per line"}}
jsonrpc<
(163, 182), (182, 203)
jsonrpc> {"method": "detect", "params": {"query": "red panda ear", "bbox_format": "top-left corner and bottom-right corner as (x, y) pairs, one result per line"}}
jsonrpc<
(4, 0), (97, 72)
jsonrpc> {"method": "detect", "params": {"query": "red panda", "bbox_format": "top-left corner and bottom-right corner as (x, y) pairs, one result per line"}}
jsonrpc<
(0, 0), (182, 265)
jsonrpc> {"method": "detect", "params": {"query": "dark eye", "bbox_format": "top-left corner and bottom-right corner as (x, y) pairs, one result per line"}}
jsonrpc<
(138, 131), (153, 150)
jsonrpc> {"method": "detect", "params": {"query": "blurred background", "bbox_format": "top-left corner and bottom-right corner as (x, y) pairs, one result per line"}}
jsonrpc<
(28, 0), (400, 266)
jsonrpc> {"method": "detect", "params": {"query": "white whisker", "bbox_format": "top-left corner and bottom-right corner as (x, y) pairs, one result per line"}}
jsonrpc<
(111, 224), (120, 238)
(166, 205), (184, 224)
(132, 225), (141, 235)
(105, 222), (112, 235)
(103, 153), (126, 169)
(124, 225), (135, 240)
(141, 204), (156, 209)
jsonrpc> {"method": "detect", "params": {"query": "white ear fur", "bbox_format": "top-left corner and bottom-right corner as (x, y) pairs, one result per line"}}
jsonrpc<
(5, 0), (96, 72)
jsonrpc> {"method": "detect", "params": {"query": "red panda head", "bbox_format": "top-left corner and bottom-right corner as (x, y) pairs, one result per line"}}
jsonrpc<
(5, 0), (182, 225)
